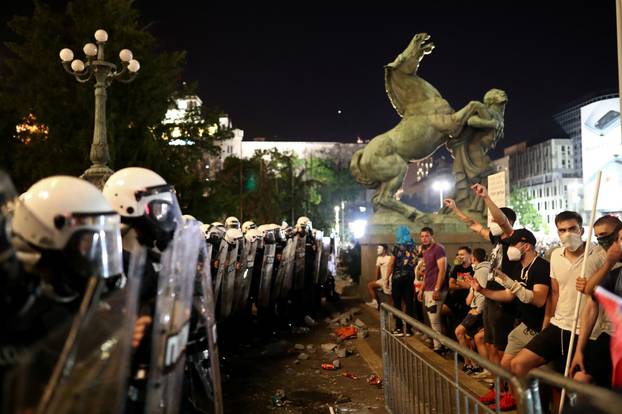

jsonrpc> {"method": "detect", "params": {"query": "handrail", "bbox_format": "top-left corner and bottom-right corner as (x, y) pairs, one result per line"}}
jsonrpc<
(380, 303), (535, 412)
(527, 367), (622, 414)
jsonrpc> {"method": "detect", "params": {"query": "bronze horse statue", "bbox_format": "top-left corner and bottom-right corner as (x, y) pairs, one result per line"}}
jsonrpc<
(350, 33), (498, 220)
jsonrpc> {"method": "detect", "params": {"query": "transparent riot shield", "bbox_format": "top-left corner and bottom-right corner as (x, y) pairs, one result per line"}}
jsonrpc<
(219, 235), (241, 319)
(273, 237), (296, 300)
(292, 234), (306, 291)
(212, 240), (229, 306)
(232, 238), (257, 313)
(318, 236), (332, 284)
(256, 237), (276, 308)
(184, 238), (223, 414)
(312, 231), (324, 284)
(3, 248), (145, 414)
(146, 222), (201, 414)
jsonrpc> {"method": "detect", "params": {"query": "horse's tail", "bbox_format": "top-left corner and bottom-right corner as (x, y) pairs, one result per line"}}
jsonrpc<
(350, 149), (379, 188)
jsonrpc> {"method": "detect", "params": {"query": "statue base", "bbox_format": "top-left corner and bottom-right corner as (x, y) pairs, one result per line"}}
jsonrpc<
(80, 164), (114, 190)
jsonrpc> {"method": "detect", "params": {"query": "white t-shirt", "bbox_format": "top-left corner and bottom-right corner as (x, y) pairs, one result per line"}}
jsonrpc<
(550, 245), (608, 338)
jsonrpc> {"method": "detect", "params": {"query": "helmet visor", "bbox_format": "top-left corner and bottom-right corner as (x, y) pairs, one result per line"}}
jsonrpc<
(63, 213), (123, 278)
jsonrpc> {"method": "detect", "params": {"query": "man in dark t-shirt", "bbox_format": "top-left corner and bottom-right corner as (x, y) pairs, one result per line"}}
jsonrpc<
(447, 246), (475, 333)
(470, 228), (550, 410)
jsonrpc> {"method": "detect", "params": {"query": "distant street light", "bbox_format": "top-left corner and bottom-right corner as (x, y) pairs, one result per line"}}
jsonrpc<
(60, 29), (140, 188)
(432, 180), (450, 209)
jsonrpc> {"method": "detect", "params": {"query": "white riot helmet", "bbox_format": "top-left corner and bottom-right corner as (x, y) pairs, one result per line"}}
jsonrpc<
(245, 228), (263, 243)
(224, 228), (243, 244)
(225, 216), (241, 230)
(257, 223), (283, 244)
(103, 167), (182, 250)
(182, 214), (196, 223)
(11, 176), (123, 282)
(242, 220), (256, 234)
(296, 216), (312, 233)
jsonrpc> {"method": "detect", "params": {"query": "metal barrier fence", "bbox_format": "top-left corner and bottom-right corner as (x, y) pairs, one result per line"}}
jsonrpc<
(380, 303), (533, 414)
(379, 303), (622, 414)
(526, 367), (622, 414)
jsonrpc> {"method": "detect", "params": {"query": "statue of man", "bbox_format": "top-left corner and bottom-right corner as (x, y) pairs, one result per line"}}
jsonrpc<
(445, 88), (507, 218)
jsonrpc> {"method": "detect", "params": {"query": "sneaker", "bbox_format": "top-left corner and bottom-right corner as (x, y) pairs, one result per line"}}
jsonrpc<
(404, 331), (413, 337)
(468, 366), (484, 377)
(461, 364), (473, 373)
(365, 300), (378, 308)
(391, 329), (405, 337)
(478, 387), (497, 404)
(489, 392), (516, 411)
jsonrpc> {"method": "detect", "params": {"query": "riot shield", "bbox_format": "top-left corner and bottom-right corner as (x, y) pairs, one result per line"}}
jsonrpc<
(4, 248), (145, 414)
(232, 235), (258, 313)
(146, 221), (201, 414)
(318, 236), (332, 284)
(184, 238), (223, 414)
(219, 229), (242, 319)
(256, 235), (276, 308)
(205, 227), (226, 305)
(312, 231), (324, 284)
(273, 237), (296, 300)
(292, 234), (307, 291)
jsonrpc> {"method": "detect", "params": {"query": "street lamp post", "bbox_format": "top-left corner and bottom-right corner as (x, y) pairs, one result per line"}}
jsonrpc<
(432, 180), (450, 209)
(59, 29), (140, 188)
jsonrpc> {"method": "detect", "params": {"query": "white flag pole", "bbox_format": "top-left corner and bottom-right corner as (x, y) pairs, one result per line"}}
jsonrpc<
(559, 171), (602, 414)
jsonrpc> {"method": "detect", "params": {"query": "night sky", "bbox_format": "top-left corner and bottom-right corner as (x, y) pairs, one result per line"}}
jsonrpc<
(3, 1), (620, 154)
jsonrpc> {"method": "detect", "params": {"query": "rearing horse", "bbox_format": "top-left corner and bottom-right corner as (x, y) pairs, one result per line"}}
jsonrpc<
(350, 33), (489, 219)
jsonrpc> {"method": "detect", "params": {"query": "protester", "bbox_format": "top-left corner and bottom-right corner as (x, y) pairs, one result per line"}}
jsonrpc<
(447, 246), (475, 335)
(445, 184), (518, 368)
(511, 212), (611, 389)
(391, 226), (418, 336)
(455, 247), (489, 375)
(571, 216), (622, 387)
(366, 243), (394, 308)
(469, 228), (551, 410)
(418, 226), (448, 354)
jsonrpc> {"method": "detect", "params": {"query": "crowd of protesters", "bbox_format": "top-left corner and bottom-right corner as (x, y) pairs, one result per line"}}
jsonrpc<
(365, 183), (622, 411)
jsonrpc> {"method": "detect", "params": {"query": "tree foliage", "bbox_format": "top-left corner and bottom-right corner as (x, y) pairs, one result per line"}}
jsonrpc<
(509, 188), (542, 231)
(202, 149), (364, 231)
(0, 0), (230, 213)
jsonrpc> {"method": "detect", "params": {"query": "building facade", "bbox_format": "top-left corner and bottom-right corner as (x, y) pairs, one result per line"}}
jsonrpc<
(504, 139), (583, 226)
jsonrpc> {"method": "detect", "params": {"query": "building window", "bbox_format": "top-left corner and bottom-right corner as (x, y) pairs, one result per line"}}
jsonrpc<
(539, 189), (543, 198)
(537, 202), (540, 210)
(545, 201), (548, 210)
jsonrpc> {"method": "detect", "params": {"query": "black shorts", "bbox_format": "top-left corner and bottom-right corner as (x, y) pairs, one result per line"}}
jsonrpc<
(483, 299), (515, 350)
(460, 313), (483, 338)
(525, 324), (612, 387)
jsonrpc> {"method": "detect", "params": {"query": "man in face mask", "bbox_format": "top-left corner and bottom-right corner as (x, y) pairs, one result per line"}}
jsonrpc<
(569, 216), (622, 387)
(366, 244), (394, 308)
(444, 185), (518, 377)
(512, 211), (613, 386)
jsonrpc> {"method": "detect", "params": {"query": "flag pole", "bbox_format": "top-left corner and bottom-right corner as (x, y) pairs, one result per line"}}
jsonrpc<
(559, 171), (602, 413)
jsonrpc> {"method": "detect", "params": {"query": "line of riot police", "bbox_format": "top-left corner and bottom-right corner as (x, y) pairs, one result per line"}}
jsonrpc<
(0, 167), (336, 414)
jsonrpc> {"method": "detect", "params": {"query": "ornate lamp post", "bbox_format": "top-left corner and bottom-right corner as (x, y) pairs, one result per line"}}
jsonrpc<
(59, 29), (140, 187)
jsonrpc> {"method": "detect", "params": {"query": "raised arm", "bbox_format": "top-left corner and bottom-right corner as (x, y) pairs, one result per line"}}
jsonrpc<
(471, 184), (513, 236)
(444, 198), (490, 240)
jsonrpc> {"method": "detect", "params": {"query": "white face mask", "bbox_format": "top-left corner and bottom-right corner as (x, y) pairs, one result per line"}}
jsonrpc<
(377, 246), (384, 255)
(560, 233), (583, 252)
(507, 246), (522, 261)
(490, 222), (503, 236)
